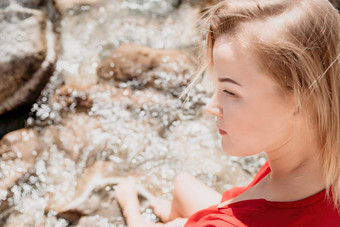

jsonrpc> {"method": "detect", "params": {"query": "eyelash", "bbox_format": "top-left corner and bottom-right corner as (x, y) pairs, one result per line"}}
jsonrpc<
(223, 90), (236, 97)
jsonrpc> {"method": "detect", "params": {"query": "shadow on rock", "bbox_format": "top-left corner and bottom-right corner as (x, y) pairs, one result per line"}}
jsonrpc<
(0, 2), (58, 137)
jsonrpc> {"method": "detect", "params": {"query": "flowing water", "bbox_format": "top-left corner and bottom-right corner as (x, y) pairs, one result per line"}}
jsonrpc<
(1, 1), (266, 226)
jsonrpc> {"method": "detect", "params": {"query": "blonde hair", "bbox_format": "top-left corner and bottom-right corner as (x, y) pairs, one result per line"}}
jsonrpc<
(198, 0), (340, 210)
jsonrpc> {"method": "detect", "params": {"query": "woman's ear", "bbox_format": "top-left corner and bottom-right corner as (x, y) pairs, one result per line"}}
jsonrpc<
(286, 92), (300, 116)
(292, 105), (300, 116)
(291, 96), (301, 116)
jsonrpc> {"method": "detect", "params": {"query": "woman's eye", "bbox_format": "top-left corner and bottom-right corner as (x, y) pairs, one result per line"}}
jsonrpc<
(223, 90), (236, 97)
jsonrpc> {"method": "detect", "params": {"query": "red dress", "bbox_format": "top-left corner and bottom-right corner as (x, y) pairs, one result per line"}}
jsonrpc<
(184, 162), (340, 227)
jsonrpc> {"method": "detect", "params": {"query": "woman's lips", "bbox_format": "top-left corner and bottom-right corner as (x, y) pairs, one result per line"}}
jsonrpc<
(219, 129), (227, 135)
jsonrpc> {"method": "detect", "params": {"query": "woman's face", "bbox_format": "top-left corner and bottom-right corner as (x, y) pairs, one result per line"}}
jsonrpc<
(206, 34), (297, 157)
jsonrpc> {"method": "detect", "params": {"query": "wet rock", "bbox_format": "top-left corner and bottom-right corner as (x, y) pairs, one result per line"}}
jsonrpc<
(0, 4), (57, 115)
(97, 43), (196, 95)
(0, 6), (46, 108)
(0, 129), (42, 190)
(16, 0), (45, 8)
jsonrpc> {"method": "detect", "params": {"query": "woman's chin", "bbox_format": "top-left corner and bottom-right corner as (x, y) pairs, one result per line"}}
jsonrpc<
(221, 146), (244, 156)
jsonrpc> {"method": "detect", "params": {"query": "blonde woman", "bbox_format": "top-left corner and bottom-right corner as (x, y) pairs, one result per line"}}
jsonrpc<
(115, 0), (340, 226)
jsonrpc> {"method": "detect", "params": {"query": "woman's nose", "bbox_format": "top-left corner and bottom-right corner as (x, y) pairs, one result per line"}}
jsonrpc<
(206, 92), (223, 117)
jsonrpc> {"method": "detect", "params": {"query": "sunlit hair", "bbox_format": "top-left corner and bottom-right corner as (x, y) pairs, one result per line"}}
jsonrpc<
(189, 0), (340, 210)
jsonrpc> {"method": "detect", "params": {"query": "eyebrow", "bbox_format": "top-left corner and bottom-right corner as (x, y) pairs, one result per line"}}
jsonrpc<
(218, 77), (242, 86)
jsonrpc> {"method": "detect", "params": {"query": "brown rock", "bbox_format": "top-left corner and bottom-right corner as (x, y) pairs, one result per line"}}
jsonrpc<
(0, 4), (57, 115)
(97, 43), (196, 92)
(16, 0), (45, 8)
(0, 6), (46, 110)
(53, 84), (94, 110)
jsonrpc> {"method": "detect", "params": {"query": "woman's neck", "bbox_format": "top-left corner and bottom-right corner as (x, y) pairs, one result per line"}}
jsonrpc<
(261, 130), (325, 201)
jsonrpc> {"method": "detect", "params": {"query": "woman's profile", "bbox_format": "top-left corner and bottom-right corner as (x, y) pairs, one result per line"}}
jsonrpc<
(115, 0), (340, 226)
